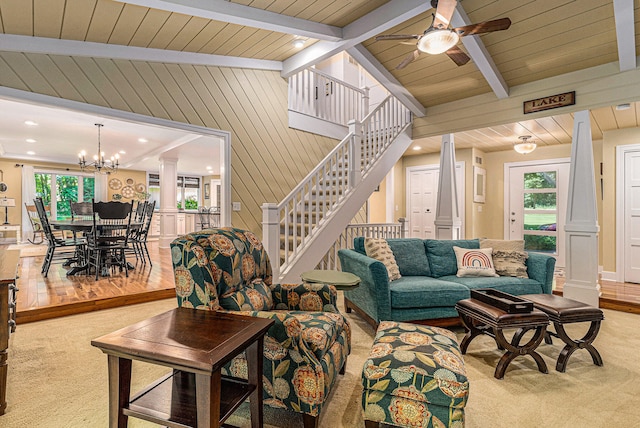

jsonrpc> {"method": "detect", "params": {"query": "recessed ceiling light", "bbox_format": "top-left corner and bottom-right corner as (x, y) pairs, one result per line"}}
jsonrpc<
(138, 138), (148, 143)
(206, 166), (213, 170)
(412, 146), (422, 151)
(119, 150), (126, 154)
(293, 39), (305, 48)
(24, 120), (38, 126)
(616, 103), (631, 111)
(26, 151), (36, 155)
(26, 138), (37, 143)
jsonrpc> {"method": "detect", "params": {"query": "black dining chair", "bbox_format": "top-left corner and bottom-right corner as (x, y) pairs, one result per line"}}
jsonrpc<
(131, 200), (155, 266)
(34, 197), (83, 277)
(197, 206), (212, 230)
(87, 200), (133, 280)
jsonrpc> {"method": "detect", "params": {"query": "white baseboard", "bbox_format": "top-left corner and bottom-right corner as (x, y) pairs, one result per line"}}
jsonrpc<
(600, 270), (618, 282)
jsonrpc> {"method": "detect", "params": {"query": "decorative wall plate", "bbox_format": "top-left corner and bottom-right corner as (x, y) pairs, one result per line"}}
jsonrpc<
(135, 183), (146, 192)
(121, 185), (135, 198)
(109, 178), (122, 190)
(126, 178), (135, 185)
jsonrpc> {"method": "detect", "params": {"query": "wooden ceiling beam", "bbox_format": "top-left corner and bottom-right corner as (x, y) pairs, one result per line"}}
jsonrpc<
(111, 0), (343, 42)
(0, 34), (282, 71)
(281, 0), (432, 78)
(613, 0), (637, 71)
(450, 5), (509, 99)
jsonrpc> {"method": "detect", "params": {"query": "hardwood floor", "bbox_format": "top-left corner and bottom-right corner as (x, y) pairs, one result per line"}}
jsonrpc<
(11, 241), (640, 324)
(14, 240), (176, 324)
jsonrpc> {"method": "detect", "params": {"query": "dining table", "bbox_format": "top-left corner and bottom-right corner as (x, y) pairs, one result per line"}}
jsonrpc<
(50, 219), (142, 276)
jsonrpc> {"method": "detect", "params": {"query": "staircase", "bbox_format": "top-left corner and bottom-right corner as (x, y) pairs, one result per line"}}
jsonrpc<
(263, 71), (413, 283)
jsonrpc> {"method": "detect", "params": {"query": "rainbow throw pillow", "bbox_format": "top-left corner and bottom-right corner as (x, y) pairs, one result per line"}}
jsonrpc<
(453, 246), (499, 278)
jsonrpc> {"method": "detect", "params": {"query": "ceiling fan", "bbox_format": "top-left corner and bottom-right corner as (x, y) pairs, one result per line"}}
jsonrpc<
(375, 0), (511, 69)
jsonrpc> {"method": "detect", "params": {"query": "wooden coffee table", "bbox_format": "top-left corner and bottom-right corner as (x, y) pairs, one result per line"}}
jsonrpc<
(456, 294), (550, 379)
(91, 308), (273, 428)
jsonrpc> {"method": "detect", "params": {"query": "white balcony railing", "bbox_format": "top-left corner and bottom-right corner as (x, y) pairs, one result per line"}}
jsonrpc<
(288, 68), (369, 127)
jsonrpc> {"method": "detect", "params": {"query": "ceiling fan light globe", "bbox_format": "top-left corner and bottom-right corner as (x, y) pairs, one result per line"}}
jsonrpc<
(513, 142), (537, 154)
(417, 29), (459, 54)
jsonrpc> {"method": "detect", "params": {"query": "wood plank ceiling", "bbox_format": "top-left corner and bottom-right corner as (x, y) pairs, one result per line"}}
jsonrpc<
(0, 0), (638, 155)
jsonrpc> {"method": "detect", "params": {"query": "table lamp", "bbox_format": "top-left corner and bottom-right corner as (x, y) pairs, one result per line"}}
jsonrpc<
(0, 197), (16, 225)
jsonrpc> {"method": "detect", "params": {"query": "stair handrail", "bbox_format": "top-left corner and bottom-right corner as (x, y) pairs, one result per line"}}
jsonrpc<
(264, 94), (411, 280)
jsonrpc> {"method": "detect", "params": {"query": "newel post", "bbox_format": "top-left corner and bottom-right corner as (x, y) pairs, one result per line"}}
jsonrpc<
(361, 86), (370, 118)
(348, 120), (362, 188)
(398, 217), (408, 238)
(262, 203), (281, 281)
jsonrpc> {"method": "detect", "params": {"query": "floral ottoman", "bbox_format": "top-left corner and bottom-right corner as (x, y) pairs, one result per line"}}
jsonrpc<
(362, 321), (469, 428)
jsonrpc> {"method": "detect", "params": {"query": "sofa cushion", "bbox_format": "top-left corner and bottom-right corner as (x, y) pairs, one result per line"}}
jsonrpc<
(425, 239), (479, 278)
(439, 275), (544, 295)
(365, 238), (401, 281)
(387, 239), (431, 276)
(354, 237), (431, 276)
(389, 276), (470, 309)
(453, 246), (499, 277)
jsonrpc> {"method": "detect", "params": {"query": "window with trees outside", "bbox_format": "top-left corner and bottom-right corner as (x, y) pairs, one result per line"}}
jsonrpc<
(147, 173), (200, 210)
(35, 171), (95, 220)
(523, 171), (557, 254)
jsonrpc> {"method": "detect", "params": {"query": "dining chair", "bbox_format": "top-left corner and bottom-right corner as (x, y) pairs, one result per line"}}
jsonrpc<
(87, 200), (133, 280)
(34, 197), (83, 277)
(130, 201), (155, 266)
(24, 203), (45, 244)
(70, 201), (93, 220)
(196, 206), (212, 230)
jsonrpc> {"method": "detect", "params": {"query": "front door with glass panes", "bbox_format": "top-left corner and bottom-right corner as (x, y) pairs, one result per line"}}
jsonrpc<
(507, 161), (569, 267)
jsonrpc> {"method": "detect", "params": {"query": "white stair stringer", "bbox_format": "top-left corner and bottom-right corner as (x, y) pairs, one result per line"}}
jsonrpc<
(277, 127), (412, 283)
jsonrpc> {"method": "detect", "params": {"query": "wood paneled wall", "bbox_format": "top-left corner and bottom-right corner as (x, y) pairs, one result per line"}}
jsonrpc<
(0, 52), (339, 234)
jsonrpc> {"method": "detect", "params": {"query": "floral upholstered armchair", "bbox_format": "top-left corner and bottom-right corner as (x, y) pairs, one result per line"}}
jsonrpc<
(170, 227), (351, 428)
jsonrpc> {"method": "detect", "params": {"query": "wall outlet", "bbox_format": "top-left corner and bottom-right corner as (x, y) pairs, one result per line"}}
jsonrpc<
(232, 202), (241, 211)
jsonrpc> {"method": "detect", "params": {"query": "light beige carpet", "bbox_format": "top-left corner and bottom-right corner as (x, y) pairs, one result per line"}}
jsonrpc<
(5, 297), (640, 427)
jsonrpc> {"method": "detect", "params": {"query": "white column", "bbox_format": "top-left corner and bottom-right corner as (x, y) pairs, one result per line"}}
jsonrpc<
(435, 134), (461, 239)
(94, 173), (108, 201)
(563, 110), (601, 307)
(159, 156), (179, 248)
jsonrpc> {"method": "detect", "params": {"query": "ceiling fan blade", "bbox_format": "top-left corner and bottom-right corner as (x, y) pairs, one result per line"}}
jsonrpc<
(431, 0), (457, 29)
(396, 50), (420, 70)
(445, 46), (471, 66)
(375, 34), (420, 41)
(454, 17), (512, 37)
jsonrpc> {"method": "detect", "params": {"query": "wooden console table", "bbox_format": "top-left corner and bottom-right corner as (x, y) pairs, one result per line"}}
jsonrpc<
(0, 248), (20, 415)
(91, 308), (273, 428)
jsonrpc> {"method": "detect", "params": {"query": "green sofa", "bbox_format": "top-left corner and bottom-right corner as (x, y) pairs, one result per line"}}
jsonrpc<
(338, 238), (556, 326)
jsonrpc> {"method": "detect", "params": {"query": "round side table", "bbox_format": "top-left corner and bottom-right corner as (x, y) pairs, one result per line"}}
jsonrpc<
(301, 270), (361, 310)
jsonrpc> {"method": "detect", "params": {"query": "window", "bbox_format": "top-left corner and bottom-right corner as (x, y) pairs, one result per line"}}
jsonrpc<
(35, 171), (95, 220)
(522, 171), (558, 254)
(148, 173), (200, 210)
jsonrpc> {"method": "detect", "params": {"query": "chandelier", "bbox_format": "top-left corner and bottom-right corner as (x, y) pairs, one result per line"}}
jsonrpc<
(513, 135), (537, 155)
(78, 123), (120, 174)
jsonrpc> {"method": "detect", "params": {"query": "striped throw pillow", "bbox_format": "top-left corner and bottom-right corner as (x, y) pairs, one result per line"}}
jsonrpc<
(364, 238), (401, 281)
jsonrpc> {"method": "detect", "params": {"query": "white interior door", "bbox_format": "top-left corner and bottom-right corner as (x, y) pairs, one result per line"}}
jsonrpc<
(408, 169), (438, 238)
(507, 161), (569, 267)
(623, 151), (640, 283)
(407, 164), (464, 239)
